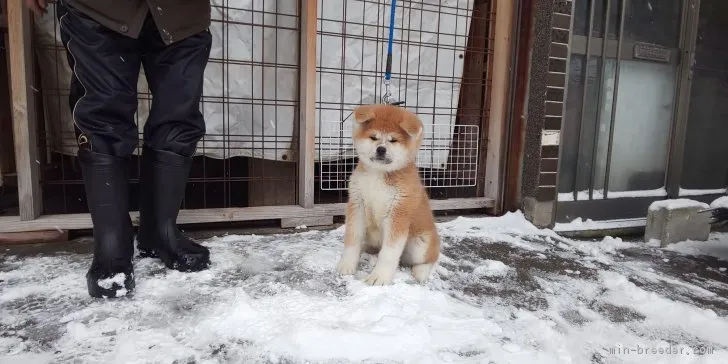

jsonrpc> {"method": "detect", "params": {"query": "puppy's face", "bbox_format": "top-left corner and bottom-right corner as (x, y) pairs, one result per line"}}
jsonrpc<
(351, 104), (423, 172)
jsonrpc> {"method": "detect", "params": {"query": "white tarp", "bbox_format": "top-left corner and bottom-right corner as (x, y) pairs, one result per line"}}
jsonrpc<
(34, 0), (473, 168)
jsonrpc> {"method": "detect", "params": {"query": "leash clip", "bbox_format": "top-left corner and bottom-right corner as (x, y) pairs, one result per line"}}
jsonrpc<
(381, 79), (395, 104)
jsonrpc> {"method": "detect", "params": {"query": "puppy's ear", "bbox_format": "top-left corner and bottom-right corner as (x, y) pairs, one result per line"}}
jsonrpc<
(353, 105), (376, 124)
(399, 113), (423, 139)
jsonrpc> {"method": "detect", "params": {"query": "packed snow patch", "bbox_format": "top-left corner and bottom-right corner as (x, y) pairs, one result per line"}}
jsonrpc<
(472, 260), (509, 277)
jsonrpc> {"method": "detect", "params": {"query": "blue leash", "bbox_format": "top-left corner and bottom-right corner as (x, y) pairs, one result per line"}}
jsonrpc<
(381, 0), (404, 105)
(384, 0), (396, 81)
(343, 0), (401, 123)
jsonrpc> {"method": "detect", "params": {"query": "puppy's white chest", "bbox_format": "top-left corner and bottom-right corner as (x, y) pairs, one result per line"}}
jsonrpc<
(351, 171), (396, 222)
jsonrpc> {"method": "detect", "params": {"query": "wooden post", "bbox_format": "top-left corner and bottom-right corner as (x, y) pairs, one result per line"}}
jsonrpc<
(297, 0), (317, 209)
(484, 0), (515, 214)
(8, 1), (42, 220)
(503, 0), (534, 212)
(1, 6), (16, 187)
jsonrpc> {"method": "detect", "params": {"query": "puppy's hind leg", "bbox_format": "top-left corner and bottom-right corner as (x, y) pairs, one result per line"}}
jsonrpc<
(336, 201), (365, 275)
(411, 262), (435, 283)
(403, 232), (440, 283)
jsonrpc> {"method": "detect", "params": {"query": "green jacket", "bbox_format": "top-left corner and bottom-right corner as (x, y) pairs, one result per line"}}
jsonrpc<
(63, 0), (211, 45)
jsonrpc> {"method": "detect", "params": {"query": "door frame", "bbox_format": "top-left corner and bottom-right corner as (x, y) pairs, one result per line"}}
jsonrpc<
(665, 0), (701, 198)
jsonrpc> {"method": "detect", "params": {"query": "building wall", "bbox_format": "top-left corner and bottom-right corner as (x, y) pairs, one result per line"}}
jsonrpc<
(521, 0), (572, 227)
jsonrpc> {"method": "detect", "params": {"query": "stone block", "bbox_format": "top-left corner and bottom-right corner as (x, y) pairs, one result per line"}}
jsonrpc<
(644, 199), (711, 247)
(523, 197), (554, 228)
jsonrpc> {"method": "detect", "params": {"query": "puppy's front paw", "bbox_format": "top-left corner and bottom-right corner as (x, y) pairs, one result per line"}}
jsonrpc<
(363, 271), (393, 286)
(336, 258), (358, 276)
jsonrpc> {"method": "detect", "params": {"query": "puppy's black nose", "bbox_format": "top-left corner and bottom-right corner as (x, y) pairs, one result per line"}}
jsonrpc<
(376, 146), (386, 156)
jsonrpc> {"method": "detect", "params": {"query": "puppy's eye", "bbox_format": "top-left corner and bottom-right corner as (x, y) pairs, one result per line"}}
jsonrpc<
(369, 135), (378, 141)
(390, 139), (398, 143)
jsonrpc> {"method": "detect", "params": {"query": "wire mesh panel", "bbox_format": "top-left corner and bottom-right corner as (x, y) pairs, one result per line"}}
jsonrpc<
(26, 0), (494, 215)
(31, 1), (301, 214)
(314, 0), (494, 203)
(318, 121), (479, 190)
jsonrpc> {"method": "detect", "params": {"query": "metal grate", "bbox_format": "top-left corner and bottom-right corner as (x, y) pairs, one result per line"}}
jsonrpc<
(32, 1), (302, 213)
(314, 0), (492, 202)
(317, 120), (479, 190)
(27, 0), (494, 213)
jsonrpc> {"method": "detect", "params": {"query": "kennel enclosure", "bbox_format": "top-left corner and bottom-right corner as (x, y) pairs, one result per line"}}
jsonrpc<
(1, 0), (516, 232)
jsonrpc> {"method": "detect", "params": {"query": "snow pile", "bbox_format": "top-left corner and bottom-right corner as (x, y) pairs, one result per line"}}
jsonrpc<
(711, 196), (728, 209)
(554, 217), (646, 232)
(472, 260), (509, 277)
(664, 232), (728, 260)
(648, 198), (709, 212)
(2, 213), (728, 363)
(436, 211), (560, 252)
(567, 236), (638, 263)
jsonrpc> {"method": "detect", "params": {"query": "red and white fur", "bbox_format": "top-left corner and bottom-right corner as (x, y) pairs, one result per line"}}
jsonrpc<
(335, 104), (440, 285)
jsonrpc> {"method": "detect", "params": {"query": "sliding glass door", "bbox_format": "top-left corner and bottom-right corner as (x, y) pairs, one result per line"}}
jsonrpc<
(557, 0), (690, 221)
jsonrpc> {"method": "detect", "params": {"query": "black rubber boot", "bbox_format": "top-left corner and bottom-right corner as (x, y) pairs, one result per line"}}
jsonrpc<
(78, 149), (135, 298)
(136, 146), (210, 272)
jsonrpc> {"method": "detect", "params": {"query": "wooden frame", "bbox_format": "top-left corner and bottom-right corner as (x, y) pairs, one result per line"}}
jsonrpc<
(503, 0), (534, 212)
(298, 0), (317, 209)
(3, 0), (512, 233)
(484, 0), (516, 214)
(7, 0), (41, 220)
(0, 198), (494, 233)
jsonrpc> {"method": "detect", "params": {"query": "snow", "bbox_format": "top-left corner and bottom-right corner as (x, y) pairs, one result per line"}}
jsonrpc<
(680, 187), (726, 197)
(554, 217), (646, 232)
(711, 196), (728, 209)
(663, 232), (728, 260)
(472, 260), (509, 277)
(609, 188), (668, 198)
(2, 212), (728, 363)
(599, 270), (727, 348)
(558, 188), (667, 201)
(648, 198), (709, 211)
(96, 272), (128, 294)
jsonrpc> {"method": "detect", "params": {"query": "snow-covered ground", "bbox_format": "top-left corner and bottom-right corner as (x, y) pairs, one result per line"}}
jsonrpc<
(3, 212), (728, 363)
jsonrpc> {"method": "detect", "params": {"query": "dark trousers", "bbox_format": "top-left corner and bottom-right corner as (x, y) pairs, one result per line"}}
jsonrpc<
(56, 1), (211, 158)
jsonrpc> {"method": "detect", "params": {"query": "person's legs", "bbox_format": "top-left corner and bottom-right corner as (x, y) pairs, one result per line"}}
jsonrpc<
(57, 0), (142, 297)
(135, 16), (212, 272)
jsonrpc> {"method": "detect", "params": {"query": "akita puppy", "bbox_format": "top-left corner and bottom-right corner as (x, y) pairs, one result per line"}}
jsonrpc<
(336, 104), (440, 285)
